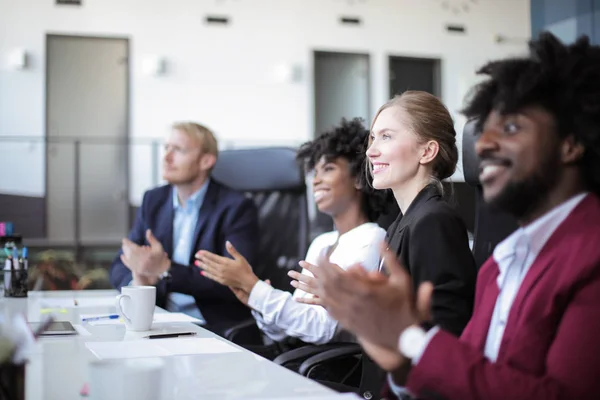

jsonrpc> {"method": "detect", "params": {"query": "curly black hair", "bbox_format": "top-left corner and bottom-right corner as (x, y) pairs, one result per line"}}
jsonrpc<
(296, 117), (391, 222)
(462, 31), (600, 196)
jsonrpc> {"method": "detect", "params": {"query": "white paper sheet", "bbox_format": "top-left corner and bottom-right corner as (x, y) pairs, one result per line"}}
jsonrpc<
(80, 312), (202, 326)
(86, 338), (241, 360)
(152, 313), (203, 324)
(86, 340), (171, 359)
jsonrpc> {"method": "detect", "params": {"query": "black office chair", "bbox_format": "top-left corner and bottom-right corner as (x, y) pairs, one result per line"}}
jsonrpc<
(291, 119), (520, 397)
(211, 147), (310, 351)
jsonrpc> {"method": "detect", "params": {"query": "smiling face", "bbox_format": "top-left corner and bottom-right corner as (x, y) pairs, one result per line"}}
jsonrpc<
(312, 156), (361, 217)
(476, 107), (563, 218)
(366, 106), (423, 191)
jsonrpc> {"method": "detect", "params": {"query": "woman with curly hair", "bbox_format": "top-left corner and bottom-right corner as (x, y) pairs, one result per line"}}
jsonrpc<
(195, 118), (388, 345)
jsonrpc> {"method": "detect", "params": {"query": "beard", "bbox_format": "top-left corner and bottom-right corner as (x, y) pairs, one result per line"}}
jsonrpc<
(485, 152), (561, 221)
(163, 172), (198, 186)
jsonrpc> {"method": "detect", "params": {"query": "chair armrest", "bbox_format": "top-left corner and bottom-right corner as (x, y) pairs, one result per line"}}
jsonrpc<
(299, 344), (362, 377)
(223, 318), (261, 344)
(273, 342), (358, 368)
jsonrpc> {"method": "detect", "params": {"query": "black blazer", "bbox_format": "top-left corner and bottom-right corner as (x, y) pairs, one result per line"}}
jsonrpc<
(109, 179), (259, 335)
(360, 184), (477, 398)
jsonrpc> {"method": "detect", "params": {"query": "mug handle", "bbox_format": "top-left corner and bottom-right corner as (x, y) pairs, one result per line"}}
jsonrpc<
(115, 294), (132, 326)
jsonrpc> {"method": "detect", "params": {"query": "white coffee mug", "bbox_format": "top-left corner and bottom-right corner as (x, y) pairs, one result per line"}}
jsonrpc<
(122, 358), (164, 399)
(88, 360), (124, 400)
(115, 286), (156, 331)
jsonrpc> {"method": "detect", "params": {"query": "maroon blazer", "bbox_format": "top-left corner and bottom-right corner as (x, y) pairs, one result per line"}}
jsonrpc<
(392, 194), (600, 400)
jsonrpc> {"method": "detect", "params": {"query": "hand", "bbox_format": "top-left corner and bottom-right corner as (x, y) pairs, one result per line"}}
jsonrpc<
(288, 264), (322, 305)
(120, 230), (170, 281)
(291, 262), (386, 307)
(295, 294), (323, 306)
(301, 243), (434, 350)
(195, 241), (259, 293)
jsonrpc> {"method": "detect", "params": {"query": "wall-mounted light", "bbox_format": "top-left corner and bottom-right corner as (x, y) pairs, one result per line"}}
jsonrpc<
(8, 49), (28, 70)
(273, 63), (302, 83)
(141, 56), (166, 76)
(494, 34), (528, 45)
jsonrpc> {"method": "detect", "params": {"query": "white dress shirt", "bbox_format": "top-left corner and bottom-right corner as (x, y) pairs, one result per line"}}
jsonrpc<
(390, 192), (588, 396)
(167, 184), (209, 317)
(247, 222), (386, 344)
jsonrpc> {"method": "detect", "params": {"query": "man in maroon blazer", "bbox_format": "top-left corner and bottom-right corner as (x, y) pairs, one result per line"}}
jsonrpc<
(296, 32), (600, 400)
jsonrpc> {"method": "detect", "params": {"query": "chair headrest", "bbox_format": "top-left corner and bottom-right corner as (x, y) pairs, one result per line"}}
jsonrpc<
(462, 119), (481, 187)
(212, 147), (305, 192)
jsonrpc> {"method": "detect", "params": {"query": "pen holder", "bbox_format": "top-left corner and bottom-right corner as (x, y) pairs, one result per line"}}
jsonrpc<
(3, 270), (28, 298)
(0, 362), (25, 400)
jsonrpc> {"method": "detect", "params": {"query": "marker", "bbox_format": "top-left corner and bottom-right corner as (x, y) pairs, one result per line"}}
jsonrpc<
(3, 257), (12, 291)
(81, 314), (120, 322)
(12, 248), (19, 270)
(146, 332), (197, 339)
(21, 247), (28, 270)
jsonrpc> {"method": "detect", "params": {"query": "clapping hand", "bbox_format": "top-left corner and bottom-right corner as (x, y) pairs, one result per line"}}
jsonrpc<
(121, 229), (170, 286)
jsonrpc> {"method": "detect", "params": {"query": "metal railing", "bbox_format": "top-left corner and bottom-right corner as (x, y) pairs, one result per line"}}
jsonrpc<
(0, 135), (304, 254)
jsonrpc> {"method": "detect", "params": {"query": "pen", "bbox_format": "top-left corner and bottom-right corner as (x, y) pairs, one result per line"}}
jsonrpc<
(146, 332), (197, 339)
(81, 314), (119, 322)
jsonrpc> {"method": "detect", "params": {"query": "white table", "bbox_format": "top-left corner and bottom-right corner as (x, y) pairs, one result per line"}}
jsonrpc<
(0, 290), (336, 399)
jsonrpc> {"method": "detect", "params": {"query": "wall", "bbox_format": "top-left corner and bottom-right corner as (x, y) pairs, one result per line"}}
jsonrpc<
(0, 0), (530, 205)
(531, 0), (600, 43)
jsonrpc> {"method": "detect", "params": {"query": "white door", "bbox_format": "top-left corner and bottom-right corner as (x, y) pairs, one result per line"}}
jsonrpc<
(311, 51), (370, 237)
(46, 35), (129, 244)
(314, 51), (370, 136)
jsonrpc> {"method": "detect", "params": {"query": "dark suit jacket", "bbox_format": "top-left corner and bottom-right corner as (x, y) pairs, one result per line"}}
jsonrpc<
(400, 193), (600, 400)
(361, 184), (477, 398)
(109, 179), (259, 335)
